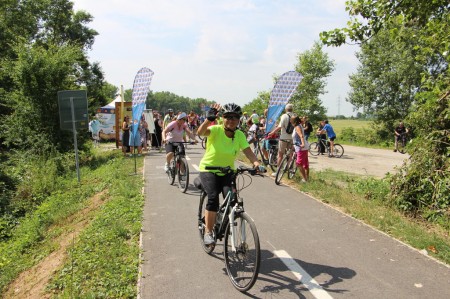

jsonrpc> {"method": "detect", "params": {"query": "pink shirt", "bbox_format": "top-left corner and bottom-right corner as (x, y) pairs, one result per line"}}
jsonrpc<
(165, 121), (187, 142)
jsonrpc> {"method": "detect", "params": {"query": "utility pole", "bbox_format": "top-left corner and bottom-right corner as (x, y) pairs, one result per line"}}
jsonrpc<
(337, 96), (341, 117)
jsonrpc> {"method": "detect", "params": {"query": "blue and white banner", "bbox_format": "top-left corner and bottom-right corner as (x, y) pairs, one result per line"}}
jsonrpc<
(265, 71), (303, 133)
(131, 67), (154, 138)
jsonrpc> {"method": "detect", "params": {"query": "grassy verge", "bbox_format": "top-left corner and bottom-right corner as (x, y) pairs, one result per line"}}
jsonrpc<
(290, 169), (450, 265)
(0, 149), (144, 297)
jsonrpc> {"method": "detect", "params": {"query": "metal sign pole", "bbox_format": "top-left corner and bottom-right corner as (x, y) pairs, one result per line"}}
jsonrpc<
(70, 97), (81, 183)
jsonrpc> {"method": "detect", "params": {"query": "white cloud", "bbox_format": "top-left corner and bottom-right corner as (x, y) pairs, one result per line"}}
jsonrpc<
(73, 0), (360, 115)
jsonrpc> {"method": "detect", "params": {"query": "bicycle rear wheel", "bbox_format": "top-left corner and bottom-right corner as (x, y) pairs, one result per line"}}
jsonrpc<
(167, 159), (176, 185)
(198, 191), (215, 254)
(177, 157), (189, 193)
(287, 154), (297, 179)
(308, 142), (320, 156)
(224, 212), (260, 292)
(333, 144), (344, 158)
(275, 155), (288, 185)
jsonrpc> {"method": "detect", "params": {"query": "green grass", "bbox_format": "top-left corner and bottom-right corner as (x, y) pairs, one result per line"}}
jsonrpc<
(0, 149), (144, 297)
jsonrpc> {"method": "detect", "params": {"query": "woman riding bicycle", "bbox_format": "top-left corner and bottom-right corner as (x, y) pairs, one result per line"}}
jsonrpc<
(197, 103), (264, 245)
(161, 112), (196, 172)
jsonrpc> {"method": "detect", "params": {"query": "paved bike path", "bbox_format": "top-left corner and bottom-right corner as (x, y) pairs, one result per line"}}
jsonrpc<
(139, 144), (449, 298)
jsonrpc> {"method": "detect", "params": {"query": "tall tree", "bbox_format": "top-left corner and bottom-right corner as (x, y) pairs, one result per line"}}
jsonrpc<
(0, 0), (99, 152)
(347, 23), (424, 125)
(242, 91), (270, 116)
(321, 0), (449, 220)
(290, 42), (334, 122)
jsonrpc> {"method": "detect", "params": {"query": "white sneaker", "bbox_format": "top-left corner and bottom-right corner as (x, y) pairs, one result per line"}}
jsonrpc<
(164, 163), (169, 172)
(301, 179), (307, 183)
(271, 173), (276, 177)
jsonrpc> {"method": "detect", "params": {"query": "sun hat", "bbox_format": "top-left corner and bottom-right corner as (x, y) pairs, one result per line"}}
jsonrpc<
(177, 112), (187, 120)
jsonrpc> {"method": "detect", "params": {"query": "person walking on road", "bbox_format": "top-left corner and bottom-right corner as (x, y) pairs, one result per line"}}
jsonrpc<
(197, 103), (264, 245)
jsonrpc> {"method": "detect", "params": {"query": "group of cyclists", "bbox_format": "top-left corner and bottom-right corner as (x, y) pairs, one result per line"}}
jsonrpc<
(159, 102), (332, 245)
(156, 102), (411, 247)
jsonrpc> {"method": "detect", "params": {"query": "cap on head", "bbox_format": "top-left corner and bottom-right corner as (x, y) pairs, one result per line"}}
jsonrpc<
(177, 112), (187, 120)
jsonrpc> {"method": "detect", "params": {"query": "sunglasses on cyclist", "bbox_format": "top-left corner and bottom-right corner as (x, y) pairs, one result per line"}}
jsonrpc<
(224, 115), (240, 120)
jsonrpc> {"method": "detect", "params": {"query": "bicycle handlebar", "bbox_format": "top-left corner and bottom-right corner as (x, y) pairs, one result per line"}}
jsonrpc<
(205, 165), (267, 175)
(169, 141), (196, 145)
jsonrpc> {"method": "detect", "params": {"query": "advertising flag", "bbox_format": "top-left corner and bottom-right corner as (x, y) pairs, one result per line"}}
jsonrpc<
(131, 67), (154, 139)
(265, 71), (303, 133)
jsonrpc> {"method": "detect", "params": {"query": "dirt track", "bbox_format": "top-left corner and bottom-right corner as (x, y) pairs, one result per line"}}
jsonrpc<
(309, 144), (409, 178)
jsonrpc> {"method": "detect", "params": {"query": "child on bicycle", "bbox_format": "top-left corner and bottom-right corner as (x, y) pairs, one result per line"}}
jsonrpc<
(197, 103), (265, 245)
(161, 112), (196, 172)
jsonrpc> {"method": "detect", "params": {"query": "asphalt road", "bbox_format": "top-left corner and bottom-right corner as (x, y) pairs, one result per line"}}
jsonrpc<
(308, 144), (409, 178)
(138, 143), (449, 298)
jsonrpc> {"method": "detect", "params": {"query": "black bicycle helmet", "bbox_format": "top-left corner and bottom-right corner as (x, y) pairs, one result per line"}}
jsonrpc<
(167, 108), (173, 113)
(222, 103), (242, 116)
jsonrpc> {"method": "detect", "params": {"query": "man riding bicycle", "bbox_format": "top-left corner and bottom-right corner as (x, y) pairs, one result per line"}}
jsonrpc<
(161, 112), (196, 172)
(197, 103), (264, 245)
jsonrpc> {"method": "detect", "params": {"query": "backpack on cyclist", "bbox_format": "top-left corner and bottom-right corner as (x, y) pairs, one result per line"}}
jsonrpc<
(285, 113), (294, 134)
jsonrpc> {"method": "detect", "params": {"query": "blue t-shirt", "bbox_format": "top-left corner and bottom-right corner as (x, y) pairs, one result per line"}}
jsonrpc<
(323, 124), (336, 138)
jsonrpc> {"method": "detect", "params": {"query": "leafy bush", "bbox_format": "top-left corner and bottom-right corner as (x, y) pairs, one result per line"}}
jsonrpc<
(389, 91), (449, 228)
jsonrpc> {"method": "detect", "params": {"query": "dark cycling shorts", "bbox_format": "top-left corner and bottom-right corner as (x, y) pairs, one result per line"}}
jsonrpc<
(264, 139), (278, 150)
(165, 142), (185, 155)
(199, 172), (233, 211)
(329, 136), (336, 142)
(188, 124), (198, 130)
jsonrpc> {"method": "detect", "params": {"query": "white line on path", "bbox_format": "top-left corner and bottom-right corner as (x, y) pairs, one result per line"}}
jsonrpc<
(192, 164), (199, 171)
(274, 250), (333, 299)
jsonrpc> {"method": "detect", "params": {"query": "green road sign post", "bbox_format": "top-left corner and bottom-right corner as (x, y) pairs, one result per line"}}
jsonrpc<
(58, 90), (88, 183)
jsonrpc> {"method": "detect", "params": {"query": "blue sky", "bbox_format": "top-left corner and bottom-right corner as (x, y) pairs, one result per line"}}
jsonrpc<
(73, 0), (360, 116)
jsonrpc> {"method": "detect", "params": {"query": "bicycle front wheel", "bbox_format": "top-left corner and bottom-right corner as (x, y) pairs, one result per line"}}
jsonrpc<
(201, 137), (207, 149)
(167, 159), (176, 185)
(198, 191), (215, 254)
(269, 148), (278, 172)
(224, 212), (260, 292)
(308, 142), (320, 156)
(177, 157), (189, 193)
(333, 144), (344, 158)
(275, 155), (288, 185)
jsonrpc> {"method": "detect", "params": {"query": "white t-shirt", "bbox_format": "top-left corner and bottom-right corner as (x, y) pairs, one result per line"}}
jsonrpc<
(278, 113), (292, 140)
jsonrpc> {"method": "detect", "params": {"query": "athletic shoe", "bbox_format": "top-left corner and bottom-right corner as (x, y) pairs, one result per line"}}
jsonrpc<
(271, 173), (276, 177)
(164, 163), (169, 172)
(393, 149), (397, 152)
(204, 232), (215, 245)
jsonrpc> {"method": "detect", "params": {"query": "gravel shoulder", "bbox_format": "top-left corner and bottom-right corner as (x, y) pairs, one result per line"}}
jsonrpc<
(309, 144), (409, 178)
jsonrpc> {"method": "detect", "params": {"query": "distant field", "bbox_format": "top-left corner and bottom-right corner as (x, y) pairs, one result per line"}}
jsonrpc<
(324, 119), (372, 136)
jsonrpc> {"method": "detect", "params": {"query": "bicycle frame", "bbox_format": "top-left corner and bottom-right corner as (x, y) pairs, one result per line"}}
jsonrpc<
(215, 184), (245, 253)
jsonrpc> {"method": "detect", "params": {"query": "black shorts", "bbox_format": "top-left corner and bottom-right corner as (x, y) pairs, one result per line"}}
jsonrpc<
(199, 172), (233, 211)
(329, 136), (336, 142)
(165, 142), (185, 155)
